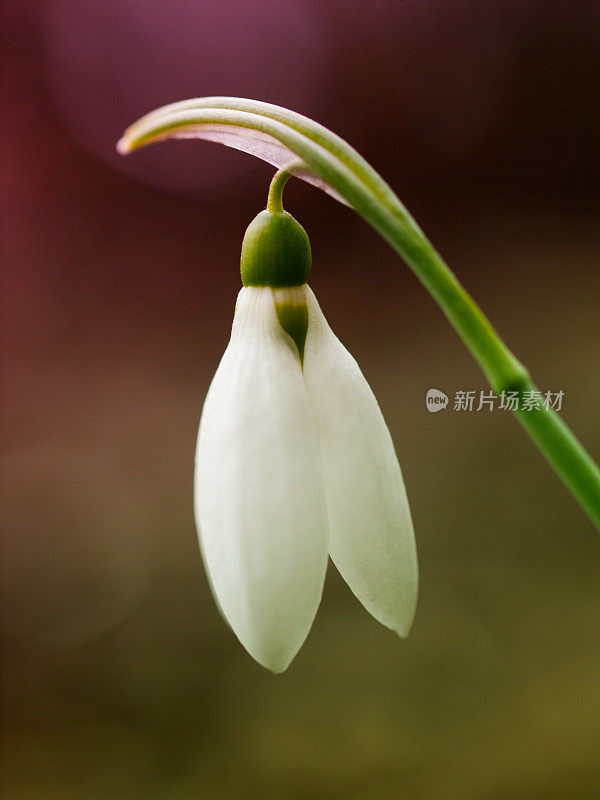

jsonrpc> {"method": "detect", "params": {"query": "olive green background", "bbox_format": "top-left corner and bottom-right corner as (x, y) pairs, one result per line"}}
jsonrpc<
(2, 2), (599, 798)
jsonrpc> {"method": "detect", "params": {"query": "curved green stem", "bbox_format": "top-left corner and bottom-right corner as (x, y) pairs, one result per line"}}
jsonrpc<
(266, 170), (289, 213)
(118, 97), (600, 531)
(515, 405), (600, 526)
(267, 162), (305, 213)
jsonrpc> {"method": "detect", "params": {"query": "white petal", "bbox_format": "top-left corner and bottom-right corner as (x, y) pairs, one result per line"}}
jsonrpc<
(302, 287), (418, 636)
(195, 287), (329, 672)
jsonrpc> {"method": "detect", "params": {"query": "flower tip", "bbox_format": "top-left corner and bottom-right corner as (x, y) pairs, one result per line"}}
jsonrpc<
(394, 621), (413, 640)
(267, 661), (291, 676)
(391, 605), (417, 639)
(251, 649), (294, 674)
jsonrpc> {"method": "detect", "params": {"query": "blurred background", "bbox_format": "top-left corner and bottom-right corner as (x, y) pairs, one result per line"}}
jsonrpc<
(2, 1), (599, 798)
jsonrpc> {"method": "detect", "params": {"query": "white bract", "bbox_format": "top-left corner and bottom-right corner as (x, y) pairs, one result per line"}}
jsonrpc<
(194, 283), (418, 672)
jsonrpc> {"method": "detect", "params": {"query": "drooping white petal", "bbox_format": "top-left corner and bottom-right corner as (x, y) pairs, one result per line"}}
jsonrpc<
(302, 287), (418, 636)
(195, 287), (329, 672)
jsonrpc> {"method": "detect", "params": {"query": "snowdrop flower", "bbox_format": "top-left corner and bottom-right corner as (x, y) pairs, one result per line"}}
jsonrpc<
(195, 203), (418, 673)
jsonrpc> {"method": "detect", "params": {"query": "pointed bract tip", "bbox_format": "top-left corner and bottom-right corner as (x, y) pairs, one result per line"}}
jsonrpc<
(116, 137), (131, 155)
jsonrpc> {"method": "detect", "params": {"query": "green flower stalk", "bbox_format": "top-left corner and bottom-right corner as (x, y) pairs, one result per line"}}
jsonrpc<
(118, 100), (600, 555)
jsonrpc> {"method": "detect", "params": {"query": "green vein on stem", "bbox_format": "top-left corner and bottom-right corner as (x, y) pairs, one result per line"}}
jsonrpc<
(118, 97), (600, 530)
